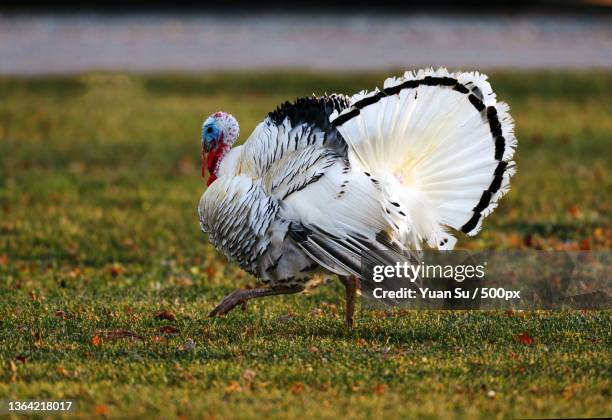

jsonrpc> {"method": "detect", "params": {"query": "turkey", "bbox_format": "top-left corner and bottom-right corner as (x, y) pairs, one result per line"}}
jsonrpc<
(198, 68), (517, 327)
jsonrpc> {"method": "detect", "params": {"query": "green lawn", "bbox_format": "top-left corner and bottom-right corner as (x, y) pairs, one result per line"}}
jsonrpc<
(0, 71), (610, 419)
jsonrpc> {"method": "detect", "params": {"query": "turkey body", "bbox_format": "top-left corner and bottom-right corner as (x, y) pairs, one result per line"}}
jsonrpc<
(198, 68), (517, 293)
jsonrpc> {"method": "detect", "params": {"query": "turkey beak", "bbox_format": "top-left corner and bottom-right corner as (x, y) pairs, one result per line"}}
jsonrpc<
(202, 140), (214, 153)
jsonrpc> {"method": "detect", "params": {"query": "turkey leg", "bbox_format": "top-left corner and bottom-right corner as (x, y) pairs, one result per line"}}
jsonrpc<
(340, 276), (360, 328)
(209, 285), (304, 317)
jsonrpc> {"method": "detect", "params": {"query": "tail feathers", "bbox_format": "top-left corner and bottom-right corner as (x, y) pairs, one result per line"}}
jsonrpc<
(330, 67), (517, 244)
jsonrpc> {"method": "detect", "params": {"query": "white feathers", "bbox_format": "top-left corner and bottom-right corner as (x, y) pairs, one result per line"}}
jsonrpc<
(332, 67), (517, 244)
(199, 68), (517, 286)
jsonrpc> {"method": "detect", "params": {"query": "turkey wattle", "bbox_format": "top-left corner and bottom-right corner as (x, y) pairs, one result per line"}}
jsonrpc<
(198, 68), (517, 326)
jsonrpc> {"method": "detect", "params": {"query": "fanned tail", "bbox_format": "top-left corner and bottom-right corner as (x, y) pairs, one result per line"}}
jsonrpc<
(330, 68), (517, 249)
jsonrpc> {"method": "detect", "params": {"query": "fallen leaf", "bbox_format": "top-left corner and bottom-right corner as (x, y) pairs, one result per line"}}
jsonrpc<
(226, 381), (242, 394)
(507, 233), (522, 248)
(120, 238), (134, 247)
(91, 335), (101, 346)
(517, 332), (534, 345)
(68, 267), (82, 279)
(95, 404), (109, 415)
(57, 366), (69, 377)
(159, 326), (180, 335)
(373, 383), (387, 395)
(579, 239), (590, 251)
(0, 254), (8, 266)
(291, 382), (305, 394)
(562, 383), (582, 400)
(155, 310), (176, 321)
(568, 206), (582, 219)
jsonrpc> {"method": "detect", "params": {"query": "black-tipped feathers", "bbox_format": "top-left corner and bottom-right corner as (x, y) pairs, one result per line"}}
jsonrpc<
(268, 95), (351, 131)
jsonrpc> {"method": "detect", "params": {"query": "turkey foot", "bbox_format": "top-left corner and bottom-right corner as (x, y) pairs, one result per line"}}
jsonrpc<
(209, 285), (304, 317)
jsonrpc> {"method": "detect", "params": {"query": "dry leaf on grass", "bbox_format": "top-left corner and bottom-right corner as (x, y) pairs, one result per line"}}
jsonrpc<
(158, 326), (180, 335)
(57, 366), (70, 377)
(225, 381), (242, 394)
(373, 383), (387, 395)
(154, 310), (176, 321)
(517, 332), (535, 345)
(95, 404), (109, 415)
(291, 382), (305, 394)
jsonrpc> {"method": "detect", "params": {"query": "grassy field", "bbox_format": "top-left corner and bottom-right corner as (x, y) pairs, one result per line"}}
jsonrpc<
(0, 71), (610, 419)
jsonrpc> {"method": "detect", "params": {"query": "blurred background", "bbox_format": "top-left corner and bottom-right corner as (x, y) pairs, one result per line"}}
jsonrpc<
(1, 1), (611, 73)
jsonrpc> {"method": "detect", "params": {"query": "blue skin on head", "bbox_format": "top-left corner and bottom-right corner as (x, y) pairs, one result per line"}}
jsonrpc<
(202, 119), (222, 152)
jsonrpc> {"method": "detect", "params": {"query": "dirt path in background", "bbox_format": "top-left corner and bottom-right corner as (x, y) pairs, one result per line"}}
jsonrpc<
(1, 14), (611, 74)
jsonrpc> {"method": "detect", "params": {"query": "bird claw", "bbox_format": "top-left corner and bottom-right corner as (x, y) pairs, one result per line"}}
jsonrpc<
(209, 290), (249, 317)
(208, 285), (303, 318)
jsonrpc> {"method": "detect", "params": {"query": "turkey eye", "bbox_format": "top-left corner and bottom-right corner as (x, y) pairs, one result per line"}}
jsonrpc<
(207, 127), (213, 133)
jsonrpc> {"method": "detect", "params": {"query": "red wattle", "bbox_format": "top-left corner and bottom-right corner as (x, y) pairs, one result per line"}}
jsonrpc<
(204, 133), (226, 186)
(206, 146), (223, 186)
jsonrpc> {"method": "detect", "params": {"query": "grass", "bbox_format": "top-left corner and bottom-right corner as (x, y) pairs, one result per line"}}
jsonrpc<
(0, 70), (610, 419)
